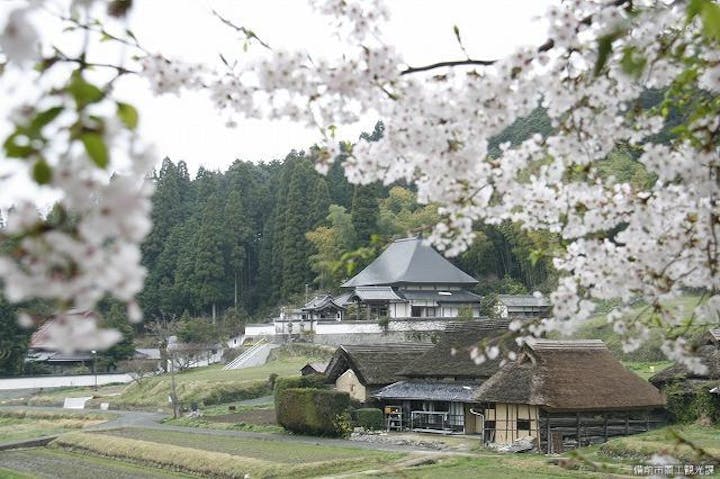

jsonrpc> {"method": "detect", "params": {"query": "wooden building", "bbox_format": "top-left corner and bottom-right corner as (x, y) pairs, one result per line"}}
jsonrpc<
(496, 294), (552, 319)
(649, 328), (720, 391)
(373, 320), (511, 434)
(324, 343), (434, 402)
(473, 339), (666, 452)
(300, 361), (329, 376)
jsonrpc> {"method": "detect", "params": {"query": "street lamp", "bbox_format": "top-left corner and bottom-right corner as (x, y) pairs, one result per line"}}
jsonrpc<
(91, 350), (97, 390)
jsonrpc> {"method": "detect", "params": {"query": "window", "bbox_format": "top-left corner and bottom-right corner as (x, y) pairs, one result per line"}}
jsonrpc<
(517, 419), (530, 431)
(411, 306), (422, 317)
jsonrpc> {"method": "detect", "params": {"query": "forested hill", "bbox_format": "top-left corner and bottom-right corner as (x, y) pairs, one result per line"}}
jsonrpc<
(140, 90), (674, 321)
(139, 148), (558, 322)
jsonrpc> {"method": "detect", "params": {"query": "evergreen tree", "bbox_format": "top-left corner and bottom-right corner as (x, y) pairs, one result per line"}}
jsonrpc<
(281, 157), (316, 298)
(100, 302), (135, 371)
(351, 183), (381, 245)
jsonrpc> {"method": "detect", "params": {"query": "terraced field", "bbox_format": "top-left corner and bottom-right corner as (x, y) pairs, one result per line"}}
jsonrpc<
(0, 448), (194, 479)
(101, 427), (399, 463)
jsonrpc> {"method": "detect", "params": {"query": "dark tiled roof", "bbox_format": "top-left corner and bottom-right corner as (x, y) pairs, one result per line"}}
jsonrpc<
(399, 319), (511, 379)
(302, 294), (346, 311)
(342, 237), (477, 287)
(475, 339), (665, 410)
(325, 343), (435, 386)
(350, 286), (404, 301)
(373, 380), (481, 402)
(399, 289), (482, 304)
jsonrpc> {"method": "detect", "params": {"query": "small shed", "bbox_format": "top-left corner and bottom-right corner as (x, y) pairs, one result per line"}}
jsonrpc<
(473, 339), (666, 452)
(324, 343), (434, 402)
(301, 361), (329, 376)
(496, 295), (551, 319)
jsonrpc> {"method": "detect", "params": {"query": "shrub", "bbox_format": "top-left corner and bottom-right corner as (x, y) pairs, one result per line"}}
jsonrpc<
(665, 381), (720, 424)
(273, 374), (327, 408)
(354, 408), (384, 431)
(202, 381), (271, 406)
(276, 388), (351, 437)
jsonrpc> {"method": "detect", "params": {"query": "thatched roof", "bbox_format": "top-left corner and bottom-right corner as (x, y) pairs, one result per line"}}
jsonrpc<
(373, 380), (480, 402)
(325, 343), (435, 386)
(649, 344), (720, 388)
(474, 339), (665, 411)
(342, 237), (477, 288)
(399, 319), (511, 380)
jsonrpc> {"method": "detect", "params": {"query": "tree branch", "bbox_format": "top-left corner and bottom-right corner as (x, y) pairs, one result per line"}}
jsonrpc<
(400, 0), (629, 76)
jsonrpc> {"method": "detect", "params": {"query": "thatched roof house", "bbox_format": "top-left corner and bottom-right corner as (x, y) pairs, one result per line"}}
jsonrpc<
(472, 339), (665, 452)
(475, 339), (665, 410)
(325, 343), (434, 402)
(649, 330), (720, 390)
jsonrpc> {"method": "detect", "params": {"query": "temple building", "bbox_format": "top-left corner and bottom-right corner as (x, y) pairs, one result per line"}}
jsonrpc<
(301, 237), (484, 321)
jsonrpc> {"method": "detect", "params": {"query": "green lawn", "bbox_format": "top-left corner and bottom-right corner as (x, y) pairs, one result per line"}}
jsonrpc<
(621, 361), (673, 380)
(563, 295), (707, 362)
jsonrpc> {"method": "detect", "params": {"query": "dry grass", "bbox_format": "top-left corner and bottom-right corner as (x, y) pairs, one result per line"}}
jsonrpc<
(0, 409), (110, 443)
(52, 432), (401, 478)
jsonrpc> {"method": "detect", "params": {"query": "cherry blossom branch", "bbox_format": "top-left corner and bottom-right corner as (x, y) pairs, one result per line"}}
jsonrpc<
(212, 10), (271, 50)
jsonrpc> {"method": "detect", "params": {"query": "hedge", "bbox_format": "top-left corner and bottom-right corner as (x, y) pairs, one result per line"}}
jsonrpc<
(276, 388), (351, 437)
(354, 408), (384, 431)
(273, 375), (327, 407)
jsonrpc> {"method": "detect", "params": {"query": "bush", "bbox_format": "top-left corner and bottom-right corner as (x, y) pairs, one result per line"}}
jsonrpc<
(203, 381), (271, 406)
(665, 381), (720, 424)
(273, 374), (327, 407)
(276, 388), (351, 437)
(354, 408), (384, 431)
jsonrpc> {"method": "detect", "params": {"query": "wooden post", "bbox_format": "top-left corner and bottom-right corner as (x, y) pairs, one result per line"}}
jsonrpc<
(603, 413), (608, 442)
(645, 412), (649, 432)
(576, 412), (581, 448)
(625, 414), (629, 435)
(545, 413), (551, 453)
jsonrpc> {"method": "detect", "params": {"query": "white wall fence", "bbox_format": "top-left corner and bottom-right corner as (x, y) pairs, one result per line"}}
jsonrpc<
(245, 318), (451, 339)
(0, 373), (134, 390)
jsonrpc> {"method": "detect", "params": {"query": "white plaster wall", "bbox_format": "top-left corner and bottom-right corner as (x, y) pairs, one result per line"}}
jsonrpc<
(335, 369), (367, 402)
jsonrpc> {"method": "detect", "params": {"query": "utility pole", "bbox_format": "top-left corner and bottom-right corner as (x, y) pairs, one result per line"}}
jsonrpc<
(169, 350), (179, 418)
(91, 350), (97, 390)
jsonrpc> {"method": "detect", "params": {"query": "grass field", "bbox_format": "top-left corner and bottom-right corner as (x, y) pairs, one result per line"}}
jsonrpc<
(45, 431), (403, 478)
(372, 455), (610, 479)
(565, 295), (707, 362)
(12, 352), (318, 411)
(0, 448), (195, 478)
(101, 427), (394, 463)
(0, 410), (109, 444)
